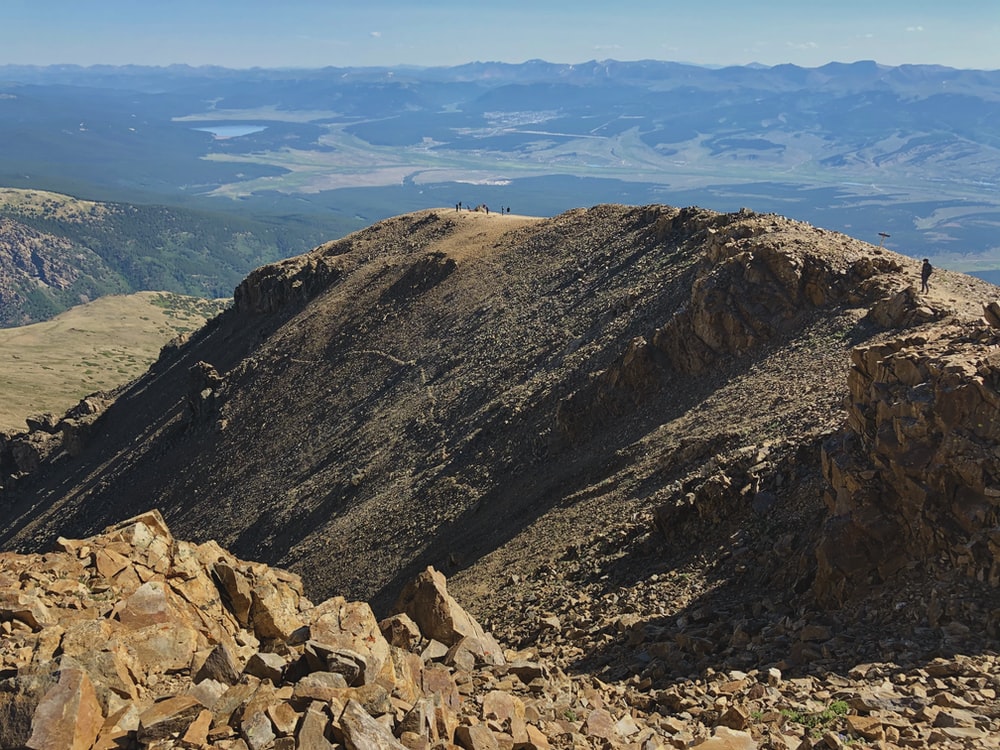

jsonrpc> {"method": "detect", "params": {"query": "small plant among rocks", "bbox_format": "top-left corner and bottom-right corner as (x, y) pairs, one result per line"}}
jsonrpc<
(781, 699), (850, 736)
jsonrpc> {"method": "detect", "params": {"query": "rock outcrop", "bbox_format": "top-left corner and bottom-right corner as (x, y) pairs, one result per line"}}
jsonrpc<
(0, 395), (111, 487)
(234, 254), (344, 316)
(817, 320), (1000, 608)
(650, 213), (905, 375)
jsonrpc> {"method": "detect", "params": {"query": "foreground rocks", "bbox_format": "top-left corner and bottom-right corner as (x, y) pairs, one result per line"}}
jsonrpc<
(3, 512), (1000, 749)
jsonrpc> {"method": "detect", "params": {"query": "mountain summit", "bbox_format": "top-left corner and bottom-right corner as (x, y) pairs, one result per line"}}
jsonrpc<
(3, 205), (1000, 694)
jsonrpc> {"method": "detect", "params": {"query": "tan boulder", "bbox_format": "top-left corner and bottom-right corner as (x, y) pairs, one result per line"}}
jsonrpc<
(242, 706), (277, 750)
(268, 700), (301, 735)
(211, 678), (263, 728)
(137, 695), (203, 743)
(93, 703), (140, 750)
(93, 548), (130, 581)
(251, 581), (306, 641)
(298, 701), (335, 748)
(692, 726), (758, 750)
(341, 698), (410, 750)
(520, 724), (550, 750)
(26, 666), (103, 750)
(583, 708), (616, 741)
(387, 646), (424, 703)
(195, 642), (243, 685)
(293, 671), (350, 702)
(393, 567), (504, 665)
(180, 708), (213, 746)
(845, 714), (884, 741)
(308, 596), (394, 686)
(244, 650), (287, 683)
(456, 723), (502, 750)
(483, 690), (525, 726)
(0, 591), (53, 630)
(113, 621), (201, 679)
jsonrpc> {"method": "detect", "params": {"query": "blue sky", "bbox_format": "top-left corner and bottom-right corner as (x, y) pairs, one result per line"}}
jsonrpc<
(3, 0), (999, 70)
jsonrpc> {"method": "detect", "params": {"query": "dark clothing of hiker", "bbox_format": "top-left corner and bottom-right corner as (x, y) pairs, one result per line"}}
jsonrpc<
(921, 259), (933, 293)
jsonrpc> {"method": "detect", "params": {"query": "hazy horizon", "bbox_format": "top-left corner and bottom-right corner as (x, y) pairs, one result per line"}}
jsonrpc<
(5, 0), (999, 72)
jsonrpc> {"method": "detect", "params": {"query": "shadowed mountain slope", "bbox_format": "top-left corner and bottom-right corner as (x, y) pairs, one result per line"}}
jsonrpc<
(3, 204), (1000, 679)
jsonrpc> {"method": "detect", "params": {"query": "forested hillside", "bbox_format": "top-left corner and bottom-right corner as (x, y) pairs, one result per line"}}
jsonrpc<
(0, 189), (329, 326)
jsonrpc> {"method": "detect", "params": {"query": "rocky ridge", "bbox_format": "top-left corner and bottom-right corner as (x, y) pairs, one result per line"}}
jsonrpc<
(5, 512), (1000, 750)
(4, 205), (1000, 748)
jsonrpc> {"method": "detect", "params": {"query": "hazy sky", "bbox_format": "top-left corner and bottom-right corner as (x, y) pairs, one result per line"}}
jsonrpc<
(4, 0), (999, 71)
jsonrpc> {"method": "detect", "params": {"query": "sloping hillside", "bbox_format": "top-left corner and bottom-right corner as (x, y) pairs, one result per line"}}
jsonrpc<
(0, 291), (228, 433)
(3, 204), (1000, 704)
(0, 187), (330, 326)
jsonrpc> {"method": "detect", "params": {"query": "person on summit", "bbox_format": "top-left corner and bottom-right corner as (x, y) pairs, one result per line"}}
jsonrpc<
(921, 258), (933, 293)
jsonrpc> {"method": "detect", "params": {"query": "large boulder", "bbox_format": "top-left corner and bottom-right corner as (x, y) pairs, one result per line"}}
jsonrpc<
(393, 566), (505, 666)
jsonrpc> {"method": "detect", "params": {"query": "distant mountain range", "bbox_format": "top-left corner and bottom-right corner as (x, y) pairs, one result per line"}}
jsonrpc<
(1, 58), (999, 289)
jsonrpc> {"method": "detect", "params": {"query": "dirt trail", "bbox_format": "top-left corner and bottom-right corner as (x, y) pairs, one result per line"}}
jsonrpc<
(922, 264), (996, 320)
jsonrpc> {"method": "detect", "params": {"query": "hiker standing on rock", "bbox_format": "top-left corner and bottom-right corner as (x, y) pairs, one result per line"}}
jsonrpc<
(921, 258), (933, 293)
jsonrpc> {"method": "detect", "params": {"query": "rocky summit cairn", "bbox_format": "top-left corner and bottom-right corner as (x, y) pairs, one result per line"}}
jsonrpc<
(3, 512), (1000, 749)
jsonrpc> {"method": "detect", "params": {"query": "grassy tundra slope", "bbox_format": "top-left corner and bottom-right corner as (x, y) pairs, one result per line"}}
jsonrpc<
(0, 291), (227, 432)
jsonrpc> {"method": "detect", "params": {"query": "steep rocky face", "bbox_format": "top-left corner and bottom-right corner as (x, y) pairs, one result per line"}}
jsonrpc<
(650, 210), (907, 374)
(0, 217), (116, 326)
(817, 320), (1000, 608)
(3, 203), (1000, 721)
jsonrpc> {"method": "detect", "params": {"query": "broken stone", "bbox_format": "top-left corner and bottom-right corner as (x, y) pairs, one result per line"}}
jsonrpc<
(25, 666), (103, 750)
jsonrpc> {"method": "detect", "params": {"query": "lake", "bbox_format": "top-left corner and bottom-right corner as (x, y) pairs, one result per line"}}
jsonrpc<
(193, 125), (268, 138)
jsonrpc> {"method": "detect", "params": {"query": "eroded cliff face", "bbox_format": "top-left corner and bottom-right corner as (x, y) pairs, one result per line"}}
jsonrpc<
(651, 211), (907, 375)
(817, 320), (1000, 607)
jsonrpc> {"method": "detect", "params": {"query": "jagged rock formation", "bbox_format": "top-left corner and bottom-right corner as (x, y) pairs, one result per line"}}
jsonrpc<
(4, 513), (999, 750)
(818, 320), (1000, 608)
(1, 512), (521, 750)
(0, 217), (97, 325)
(650, 208), (906, 374)
(0, 396), (111, 480)
(3, 204), (1000, 748)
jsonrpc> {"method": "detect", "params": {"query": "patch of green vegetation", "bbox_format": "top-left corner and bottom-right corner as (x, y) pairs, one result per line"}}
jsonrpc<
(780, 700), (849, 737)
(0, 192), (322, 327)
